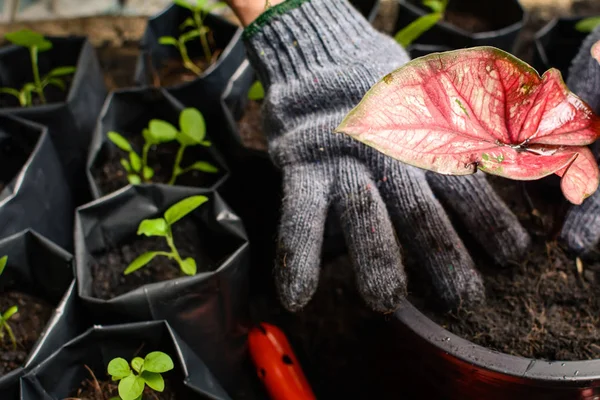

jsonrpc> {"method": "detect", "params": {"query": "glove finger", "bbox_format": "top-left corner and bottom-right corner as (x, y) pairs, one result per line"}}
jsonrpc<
(560, 190), (600, 255)
(378, 159), (484, 309)
(276, 163), (332, 312)
(333, 158), (406, 313)
(567, 25), (600, 115)
(426, 172), (530, 266)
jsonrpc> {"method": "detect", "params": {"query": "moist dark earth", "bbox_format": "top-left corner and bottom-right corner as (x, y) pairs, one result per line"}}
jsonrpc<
(237, 100), (267, 152)
(70, 373), (177, 400)
(0, 292), (53, 376)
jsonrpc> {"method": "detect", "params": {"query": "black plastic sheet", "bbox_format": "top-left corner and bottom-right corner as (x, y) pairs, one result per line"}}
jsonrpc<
(74, 184), (249, 390)
(0, 36), (107, 205)
(394, 0), (525, 56)
(86, 87), (229, 199)
(0, 230), (83, 400)
(0, 115), (72, 250)
(135, 4), (245, 112)
(21, 320), (231, 400)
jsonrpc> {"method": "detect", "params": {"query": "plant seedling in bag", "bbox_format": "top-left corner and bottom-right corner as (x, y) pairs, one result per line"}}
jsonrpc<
(160, 0), (228, 75)
(124, 195), (208, 276)
(576, 16), (600, 33)
(0, 29), (76, 107)
(107, 107), (217, 186)
(0, 256), (18, 350)
(395, 0), (448, 47)
(336, 47), (600, 205)
(107, 351), (174, 400)
(248, 80), (265, 101)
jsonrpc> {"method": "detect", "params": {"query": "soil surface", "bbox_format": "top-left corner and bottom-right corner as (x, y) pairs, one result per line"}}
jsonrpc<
(70, 370), (176, 400)
(238, 100), (267, 152)
(0, 291), (53, 376)
(93, 133), (222, 196)
(92, 219), (212, 300)
(443, 10), (493, 33)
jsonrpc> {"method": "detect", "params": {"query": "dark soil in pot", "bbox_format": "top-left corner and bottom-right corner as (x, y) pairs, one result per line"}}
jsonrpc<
(70, 370), (177, 400)
(92, 219), (215, 300)
(93, 134), (222, 195)
(237, 99), (267, 152)
(0, 292), (53, 376)
(156, 43), (221, 88)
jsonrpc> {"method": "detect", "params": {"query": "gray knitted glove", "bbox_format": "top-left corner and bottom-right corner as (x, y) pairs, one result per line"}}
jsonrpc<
(244, 0), (530, 312)
(560, 26), (600, 254)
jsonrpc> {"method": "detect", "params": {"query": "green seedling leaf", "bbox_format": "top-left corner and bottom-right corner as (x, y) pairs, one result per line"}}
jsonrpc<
(159, 36), (178, 46)
(130, 152), (142, 172)
(181, 30), (201, 43)
(248, 80), (265, 101)
(142, 128), (152, 143)
(118, 374), (145, 400)
(164, 195), (208, 225)
(137, 218), (168, 237)
(179, 17), (196, 30)
(141, 371), (165, 392)
(0, 256), (7, 276)
(46, 66), (76, 77)
(180, 257), (197, 275)
(394, 12), (442, 47)
(0, 87), (21, 98)
(174, 0), (193, 10)
(108, 132), (132, 152)
(149, 119), (178, 143)
(45, 77), (65, 90)
(120, 158), (132, 173)
(2, 306), (17, 320)
(5, 29), (52, 50)
(128, 174), (142, 185)
(576, 16), (600, 33)
(108, 358), (131, 378)
(131, 357), (144, 373)
(206, 1), (228, 12)
(196, 0), (208, 10)
(200, 140), (211, 147)
(188, 161), (218, 173)
(144, 352), (175, 373)
(124, 251), (160, 275)
(179, 108), (206, 143)
(423, 0), (447, 13)
(143, 166), (155, 180)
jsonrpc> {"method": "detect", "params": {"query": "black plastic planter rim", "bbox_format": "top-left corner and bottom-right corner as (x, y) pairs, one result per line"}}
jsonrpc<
(398, 0), (526, 40)
(394, 299), (600, 383)
(146, 5), (244, 91)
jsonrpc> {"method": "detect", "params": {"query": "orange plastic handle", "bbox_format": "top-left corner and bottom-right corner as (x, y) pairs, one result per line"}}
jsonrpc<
(248, 323), (316, 400)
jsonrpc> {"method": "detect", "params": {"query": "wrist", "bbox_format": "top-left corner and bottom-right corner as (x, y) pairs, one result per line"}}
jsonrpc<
(229, 0), (286, 26)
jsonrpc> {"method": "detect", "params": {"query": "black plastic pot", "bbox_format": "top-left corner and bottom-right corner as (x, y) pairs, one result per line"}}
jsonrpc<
(87, 87), (229, 200)
(135, 3), (245, 112)
(21, 320), (231, 400)
(74, 184), (249, 390)
(533, 17), (588, 82)
(394, 0), (525, 56)
(0, 115), (72, 250)
(408, 44), (453, 58)
(388, 299), (600, 399)
(0, 36), (107, 205)
(350, 0), (381, 22)
(0, 230), (84, 400)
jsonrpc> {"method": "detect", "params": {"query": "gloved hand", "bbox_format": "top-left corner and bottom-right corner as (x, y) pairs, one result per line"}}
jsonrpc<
(560, 25), (600, 254)
(244, 0), (530, 312)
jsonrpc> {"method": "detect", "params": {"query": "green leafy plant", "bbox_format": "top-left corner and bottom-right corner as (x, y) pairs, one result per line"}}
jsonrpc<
(0, 256), (18, 350)
(124, 195), (208, 276)
(394, 0), (448, 47)
(576, 16), (600, 33)
(159, 0), (227, 76)
(107, 351), (174, 400)
(107, 107), (217, 186)
(248, 80), (265, 101)
(0, 29), (76, 107)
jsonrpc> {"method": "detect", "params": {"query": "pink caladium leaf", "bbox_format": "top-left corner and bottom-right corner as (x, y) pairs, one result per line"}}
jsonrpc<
(335, 47), (600, 204)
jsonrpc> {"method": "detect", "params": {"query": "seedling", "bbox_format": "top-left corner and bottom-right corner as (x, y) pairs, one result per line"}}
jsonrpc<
(107, 351), (174, 400)
(336, 46), (600, 205)
(0, 29), (75, 107)
(248, 80), (265, 101)
(395, 0), (448, 47)
(160, 0), (227, 75)
(0, 256), (18, 350)
(124, 195), (208, 276)
(107, 107), (217, 186)
(576, 16), (600, 33)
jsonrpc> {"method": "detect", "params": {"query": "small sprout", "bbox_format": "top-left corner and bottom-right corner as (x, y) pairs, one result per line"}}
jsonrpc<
(107, 107), (217, 187)
(0, 29), (76, 107)
(248, 80), (265, 101)
(0, 256), (18, 350)
(394, 0), (448, 47)
(575, 16), (600, 33)
(124, 195), (208, 276)
(108, 351), (174, 400)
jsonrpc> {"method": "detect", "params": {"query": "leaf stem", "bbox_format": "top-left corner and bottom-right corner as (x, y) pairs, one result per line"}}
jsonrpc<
(195, 11), (212, 64)
(2, 320), (16, 350)
(29, 46), (46, 104)
(142, 142), (151, 182)
(165, 229), (183, 266)
(168, 144), (187, 185)
(178, 40), (202, 76)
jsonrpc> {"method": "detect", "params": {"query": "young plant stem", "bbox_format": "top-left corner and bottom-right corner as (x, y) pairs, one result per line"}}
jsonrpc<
(165, 229), (183, 265)
(178, 41), (202, 76)
(194, 11), (212, 63)
(168, 144), (187, 185)
(142, 142), (152, 182)
(29, 46), (46, 104)
(2, 320), (17, 350)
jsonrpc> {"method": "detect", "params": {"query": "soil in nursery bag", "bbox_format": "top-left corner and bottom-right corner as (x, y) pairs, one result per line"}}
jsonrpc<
(0, 292), (53, 376)
(70, 369), (177, 400)
(237, 99), (267, 152)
